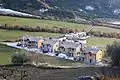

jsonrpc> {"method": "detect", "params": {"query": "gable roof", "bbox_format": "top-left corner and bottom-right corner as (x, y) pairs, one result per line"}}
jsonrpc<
(60, 41), (81, 48)
(85, 47), (100, 54)
(22, 36), (43, 42)
(43, 39), (59, 46)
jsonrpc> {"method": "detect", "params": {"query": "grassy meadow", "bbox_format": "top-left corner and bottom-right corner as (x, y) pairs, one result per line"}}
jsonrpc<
(0, 44), (20, 64)
(88, 37), (120, 46)
(0, 29), (62, 41)
(0, 16), (88, 30)
(0, 16), (120, 33)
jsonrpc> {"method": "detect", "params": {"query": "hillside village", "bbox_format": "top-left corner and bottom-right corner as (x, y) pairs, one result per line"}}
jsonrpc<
(5, 28), (105, 66)
(1, 0), (120, 80)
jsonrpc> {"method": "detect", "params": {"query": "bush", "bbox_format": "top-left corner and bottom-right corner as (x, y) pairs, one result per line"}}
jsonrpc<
(11, 51), (30, 64)
(106, 42), (120, 67)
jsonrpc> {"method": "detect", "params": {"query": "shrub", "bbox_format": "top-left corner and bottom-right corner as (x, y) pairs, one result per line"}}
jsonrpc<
(11, 51), (30, 64)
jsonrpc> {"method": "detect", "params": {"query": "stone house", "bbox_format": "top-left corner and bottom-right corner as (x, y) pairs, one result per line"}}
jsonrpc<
(58, 41), (83, 58)
(79, 47), (103, 64)
(41, 39), (59, 53)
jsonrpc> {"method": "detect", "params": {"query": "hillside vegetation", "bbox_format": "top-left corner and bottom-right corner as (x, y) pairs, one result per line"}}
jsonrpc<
(1, 0), (120, 20)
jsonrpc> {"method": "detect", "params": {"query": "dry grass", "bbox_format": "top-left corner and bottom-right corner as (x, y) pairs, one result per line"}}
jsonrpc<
(101, 76), (120, 80)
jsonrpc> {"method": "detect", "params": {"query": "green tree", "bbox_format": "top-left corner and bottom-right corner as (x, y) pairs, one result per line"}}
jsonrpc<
(106, 41), (120, 67)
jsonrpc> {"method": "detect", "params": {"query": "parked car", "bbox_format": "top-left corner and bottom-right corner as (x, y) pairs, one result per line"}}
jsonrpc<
(77, 76), (95, 80)
(16, 43), (22, 46)
(57, 53), (68, 59)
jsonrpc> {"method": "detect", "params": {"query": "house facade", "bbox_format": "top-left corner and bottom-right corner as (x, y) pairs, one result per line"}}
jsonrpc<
(20, 36), (42, 48)
(38, 40), (44, 48)
(58, 41), (83, 58)
(41, 39), (59, 53)
(81, 47), (103, 64)
(64, 32), (90, 44)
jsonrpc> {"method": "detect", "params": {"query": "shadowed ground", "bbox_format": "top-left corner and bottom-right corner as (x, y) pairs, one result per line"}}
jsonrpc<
(0, 65), (120, 80)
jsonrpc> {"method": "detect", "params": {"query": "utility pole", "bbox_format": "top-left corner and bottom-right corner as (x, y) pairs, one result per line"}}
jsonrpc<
(23, 36), (25, 49)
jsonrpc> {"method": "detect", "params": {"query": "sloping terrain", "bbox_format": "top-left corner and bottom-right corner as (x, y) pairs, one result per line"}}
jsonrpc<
(1, 0), (120, 20)
(0, 65), (120, 80)
(0, 44), (20, 64)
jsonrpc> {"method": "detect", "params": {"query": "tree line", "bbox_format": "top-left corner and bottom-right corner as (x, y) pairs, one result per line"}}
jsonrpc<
(0, 24), (75, 34)
(1, 24), (120, 39)
(89, 31), (120, 39)
(106, 42), (120, 67)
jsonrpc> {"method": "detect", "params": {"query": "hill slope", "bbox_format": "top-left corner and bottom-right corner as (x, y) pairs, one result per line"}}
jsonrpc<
(1, 0), (120, 20)
(0, 65), (120, 80)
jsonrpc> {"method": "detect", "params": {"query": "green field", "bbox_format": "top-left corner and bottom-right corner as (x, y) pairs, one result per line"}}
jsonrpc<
(0, 44), (20, 64)
(88, 37), (120, 46)
(0, 29), (62, 41)
(0, 16), (120, 33)
(0, 16), (88, 30)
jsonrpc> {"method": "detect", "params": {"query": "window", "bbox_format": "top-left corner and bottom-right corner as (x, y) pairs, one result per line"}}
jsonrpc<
(90, 53), (92, 56)
(63, 48), (65, 51)
(90, 59), (92, 63)
(77, 52), (80, 55)
(68, 48), (71, 51)
(72, 48), (74, 51)
(83, 58), (84, 61)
